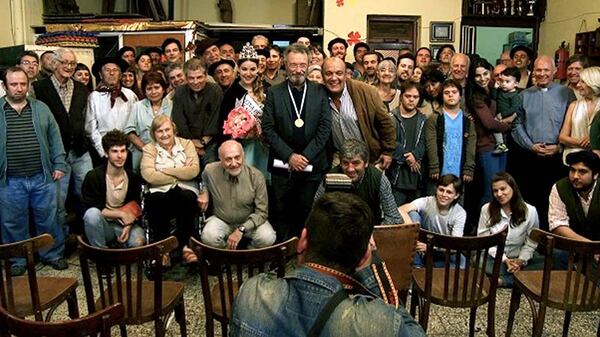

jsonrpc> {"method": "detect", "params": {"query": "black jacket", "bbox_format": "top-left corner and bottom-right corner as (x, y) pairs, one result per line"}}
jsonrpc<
(82, 165), (141, 211)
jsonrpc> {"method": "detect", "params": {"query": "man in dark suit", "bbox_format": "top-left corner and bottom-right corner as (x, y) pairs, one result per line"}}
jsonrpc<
(33, 48), (93, 235)
(262, 43), (332, 241)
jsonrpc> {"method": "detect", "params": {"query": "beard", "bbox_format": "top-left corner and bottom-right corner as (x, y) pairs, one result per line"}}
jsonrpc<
(289, 73), (306, 87)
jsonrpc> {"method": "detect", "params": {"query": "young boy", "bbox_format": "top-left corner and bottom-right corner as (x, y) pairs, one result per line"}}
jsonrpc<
(494, 67), (522, 154)
(400, 174), (466, 267)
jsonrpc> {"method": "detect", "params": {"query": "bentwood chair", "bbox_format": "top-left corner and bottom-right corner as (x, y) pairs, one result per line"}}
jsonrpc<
(190, 237), (298, 337)
(78, 235), (186, 337)
(505, 229), (600, 337)
(0, 303), (123, 337)
(0, 234), (79, 321)
(410, 227), (507, 337)
(373, 223), (419, 305)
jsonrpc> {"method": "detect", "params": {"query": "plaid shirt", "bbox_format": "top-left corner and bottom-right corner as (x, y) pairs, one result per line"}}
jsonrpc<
(50, 75), (74, 113)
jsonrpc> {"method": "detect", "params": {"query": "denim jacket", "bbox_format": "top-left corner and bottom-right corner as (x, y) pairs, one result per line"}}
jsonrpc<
(231, 265), (425, 337)
(0, 97), (66, 186)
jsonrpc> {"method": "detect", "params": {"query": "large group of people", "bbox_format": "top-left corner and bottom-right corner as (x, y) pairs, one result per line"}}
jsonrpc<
(1, 32), (599, 336)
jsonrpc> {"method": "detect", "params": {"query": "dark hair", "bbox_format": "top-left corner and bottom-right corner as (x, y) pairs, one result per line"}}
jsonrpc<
(345, 62), (354, 72)
(141, 71), (168, 94)
(467, 57), (493, 106)
(416, 47), (431, 57)
(310, 44), (325, 57)
(487, 172), (528, 228)
(501, 66), (521, 82)
(121, 66), (143, 98)
(268, 44), (282, 55)
(353, 42), (370, 55)
(2, 66), (29, 85)
(135, 51), (152, 64)
(74, 63), (93, 91)
(327, 37), (348, 53)
(17, 51), (39, 65)
(101, 129), (130, 152)
(400, 81), (420, 94)
(116, 46), (135, 60)
(566, 54), (590, 68)
(437, 174), (462, 201)
(305, 192), (373, 274)
(397, 53), (415, 66)
(435, 44), (455, 61)
(566, 150), (600, 175)
(145, 47), (162, 55)
(161, 38), (182, 53)
(442, 78), (463, 95)
(340, 139), (369, 163)
(363, 51), (381, 62)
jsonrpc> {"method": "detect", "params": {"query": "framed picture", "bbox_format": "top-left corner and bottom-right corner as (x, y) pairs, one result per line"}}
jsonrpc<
(430, 21), (454, 42)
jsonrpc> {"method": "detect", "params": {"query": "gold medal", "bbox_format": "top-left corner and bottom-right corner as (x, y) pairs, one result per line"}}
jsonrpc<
(294, 118), (304, 128)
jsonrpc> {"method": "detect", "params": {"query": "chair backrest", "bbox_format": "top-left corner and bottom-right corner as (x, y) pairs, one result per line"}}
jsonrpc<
(420, 227), (507, 306)
(77, 235), (178, 323)
(531, 229), (600, 311)
(0, 234), (54, 321)
(190, 237), (298, 321)
(373, 223), (419, 302)
(0, 303), (124, 337)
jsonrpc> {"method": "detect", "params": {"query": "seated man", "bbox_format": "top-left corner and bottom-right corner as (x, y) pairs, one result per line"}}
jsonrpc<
(81, 130), (145, 248)
(198, 140), (276, 249)
(231, 192), (425, 336)
(400, 174), (466, 267)
(314, 139), (403, 226)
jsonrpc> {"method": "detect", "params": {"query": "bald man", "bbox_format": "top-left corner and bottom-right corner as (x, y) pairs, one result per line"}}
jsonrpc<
(509, 55), (571, 231)
(198, 140), (276, 250)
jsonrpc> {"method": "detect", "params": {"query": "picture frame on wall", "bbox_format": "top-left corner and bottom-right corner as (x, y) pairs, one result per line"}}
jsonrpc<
(430, 21), (454, 42)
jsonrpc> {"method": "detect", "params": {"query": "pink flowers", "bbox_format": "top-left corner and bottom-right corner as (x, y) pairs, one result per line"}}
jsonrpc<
(223, 106), (262, 139)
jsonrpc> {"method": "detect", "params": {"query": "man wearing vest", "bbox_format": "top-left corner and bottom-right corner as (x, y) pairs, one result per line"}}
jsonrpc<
(33, 48), (93, 236)
(549, 150), (600, 242)
(313, 139), (402, 226)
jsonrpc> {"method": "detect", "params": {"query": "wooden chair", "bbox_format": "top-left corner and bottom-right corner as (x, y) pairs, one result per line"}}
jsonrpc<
(373, 223), (419, 305)
(0, 303), (123, 337)
(0, 234), (79, 321)
(410, 227), (507, 337)
(78, 235), (186, 337)
(505, 229), (600, 337)
(189, 237), (298, 337)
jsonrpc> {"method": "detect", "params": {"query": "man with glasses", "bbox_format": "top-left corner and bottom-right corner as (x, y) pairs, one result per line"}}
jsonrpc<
(262, 43), (331, 242)
(17, 51), (41, 82)
(85, 57), (138, 164)
(33, 48), (93, 239)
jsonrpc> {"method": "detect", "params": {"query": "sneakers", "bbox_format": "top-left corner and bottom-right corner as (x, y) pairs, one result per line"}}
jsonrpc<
(10, 265), (26, 276)
(493, 143), (509, 154)
(43, 258), (69, 271)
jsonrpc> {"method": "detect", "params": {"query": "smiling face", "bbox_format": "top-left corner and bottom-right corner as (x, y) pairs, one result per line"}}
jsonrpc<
(307, 70), (323, 84)
(167, 68), (186, 88)
(55, 51), (77, 81)
(567, 61), (584, 85)
(330, 43), (347, 60)
(474, 66), (491, 89)
(435, 183), (460, 209)
(533, 56), (556, 88)
(340, 155), (367, 182)
(397, 58), (414, 81)
(323, 57), (346, 95)
(377, 63), (396, 85)
(257, 55), (267, 74)
(164, 42), (182, 63)
(410, 67), (423, 84)
(239, 60), (258, 87)
(186, 68), (207, 92)
(214, 63), (234, 89)
(219, 43), (235, 60)
(512, 50), (530, 70)
(492, 180), (514, 207)
(267, 49), (281, 71)
(73, 69), (90, 86)
(286, 51), (309, 87)
(311, 49), (324, 66)
(451, 54), (468, 81)
(121, 71), (135, 88)
(219, 141), (244, 177)
(576, 79), (595, 99)
(153, 119), (175, 149)
(203, 45), (221, 66)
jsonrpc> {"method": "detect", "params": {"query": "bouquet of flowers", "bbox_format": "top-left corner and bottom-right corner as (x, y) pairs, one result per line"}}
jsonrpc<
(223, 106), (262, 139)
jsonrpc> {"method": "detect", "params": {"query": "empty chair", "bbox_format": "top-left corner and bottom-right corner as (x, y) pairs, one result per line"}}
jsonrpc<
(0, 234), (79, 321)
(189, 237), (297, 337)
(505, 229), (600, 337)
(410, 227), (507, 337)
(77, 235), (186, 337)
(0, 303), (123, 337)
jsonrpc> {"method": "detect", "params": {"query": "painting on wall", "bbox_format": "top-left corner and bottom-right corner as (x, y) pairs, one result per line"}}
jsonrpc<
(430, 21), (454, 42)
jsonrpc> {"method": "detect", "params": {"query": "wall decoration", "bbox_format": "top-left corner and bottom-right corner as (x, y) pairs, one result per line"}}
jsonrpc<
(336, 0), (344, 7)
(347, 31), (361, 45)
(430, 21), (454, 42)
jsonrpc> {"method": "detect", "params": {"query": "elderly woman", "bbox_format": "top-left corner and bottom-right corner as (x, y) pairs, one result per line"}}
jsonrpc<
(141, 115), (200, 265)
(559, 66), (600, 164)
(124, 71), (172, 172)
(376, 59), (401, 112)
(307, 64), (323, 84)
(478, 172), (539, 287)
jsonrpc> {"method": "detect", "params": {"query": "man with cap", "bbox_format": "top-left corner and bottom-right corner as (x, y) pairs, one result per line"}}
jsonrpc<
(328, 37), (348, 61)
(352, 42), (370, 79)
(510, 45), (533, 89)
(162, 38), (184, 64)
(197, 38), (222, 67)
(208, 58), (236, 92)
(85, 56), (138, 162)
(117, 46), (136, 66)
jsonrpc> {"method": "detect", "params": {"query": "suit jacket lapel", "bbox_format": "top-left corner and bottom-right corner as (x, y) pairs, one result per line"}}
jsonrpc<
(303, 82), (316, 134)
(46, 81), (69, 116)
(280, 80), (294, 135)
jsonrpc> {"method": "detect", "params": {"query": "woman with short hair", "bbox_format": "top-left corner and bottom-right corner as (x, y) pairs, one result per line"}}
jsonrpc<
(376, 59), (401, 112)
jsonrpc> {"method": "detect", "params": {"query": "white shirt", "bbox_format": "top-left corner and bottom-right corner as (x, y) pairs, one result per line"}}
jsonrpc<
(410, 196), (466, 237)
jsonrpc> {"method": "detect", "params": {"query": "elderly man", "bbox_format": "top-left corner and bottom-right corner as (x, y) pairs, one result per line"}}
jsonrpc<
(262, 43), (331, 242)
(171, 58), (223, 166)
(208, 58), (236, 92)
(86, 57), (138, 162)
(198, 140), (276, 250)
(33, 48), (93, 235)
(0, 67), (67, 276)
(251, 35), (269, 50)
(231, 192), (425, 337)
(322, 57), (396, 169)
(196, 38), (221, 67)
(510, 55), (571, 231)
(314, 139), (402, 225)
(218, 41), (236, 60)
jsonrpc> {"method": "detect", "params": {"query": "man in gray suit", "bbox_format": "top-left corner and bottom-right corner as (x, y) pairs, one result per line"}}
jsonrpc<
(262, 43), (332, 242)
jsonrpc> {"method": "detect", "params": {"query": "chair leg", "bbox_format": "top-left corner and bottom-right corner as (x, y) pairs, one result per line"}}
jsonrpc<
(532, 303), (547, 337)
(469, 307), (477, 337)
(487, 298), (497, 337)
(505, 286), (521, 337)
(419, 296), (431, 333)
(175, 301), (187, 337)
(119, 324), (128, 337)
(222, 319), (228, 337)
(205, 318), (215, 337)
(66, 291), (80, 319)
(562, 311), (572, 337)
(155, 317), (165, 337)
(410, 284), (418, 318)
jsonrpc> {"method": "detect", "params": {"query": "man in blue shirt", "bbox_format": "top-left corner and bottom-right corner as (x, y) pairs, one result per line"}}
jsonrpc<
(510, 55), (571, 230)
(231, 192), (425, 337)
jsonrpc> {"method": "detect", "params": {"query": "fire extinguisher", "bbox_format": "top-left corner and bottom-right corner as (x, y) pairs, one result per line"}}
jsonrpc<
(555, 41), (569, 80)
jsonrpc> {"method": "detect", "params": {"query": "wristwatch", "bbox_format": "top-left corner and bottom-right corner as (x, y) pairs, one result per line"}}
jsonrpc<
(237, 225), (246, 234)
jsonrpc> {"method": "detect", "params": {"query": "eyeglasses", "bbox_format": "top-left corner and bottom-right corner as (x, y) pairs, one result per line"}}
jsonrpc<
(21, 60), (39, 66)
(60, 60), (77, 68)
(287, 63), (308, 71)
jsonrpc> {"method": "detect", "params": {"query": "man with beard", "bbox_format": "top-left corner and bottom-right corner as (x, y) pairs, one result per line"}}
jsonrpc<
(264, 45), (286, 86)
(322, 57), (396, 170)
(327, 37), (348, 61)
(208, 58), (236, 92)
(396, 54), (415, 86)
(360, 51), (379, 85)
(415, 47), (432, 69)
(262, 43), (331, 242)
(351, 42), (369, 79)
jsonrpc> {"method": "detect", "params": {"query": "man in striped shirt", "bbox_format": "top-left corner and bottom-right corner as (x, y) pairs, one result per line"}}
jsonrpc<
(0, 67), (67, 276)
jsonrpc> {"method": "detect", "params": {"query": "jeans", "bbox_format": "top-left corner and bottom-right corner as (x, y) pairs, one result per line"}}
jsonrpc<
(83, 208), (145, 248)
(201, 216), (276, 249)
(477, 151), (507, 205)
(0, 172), (64, 266)
(410, 211), (466, 269)
(56, 151), (93, 234)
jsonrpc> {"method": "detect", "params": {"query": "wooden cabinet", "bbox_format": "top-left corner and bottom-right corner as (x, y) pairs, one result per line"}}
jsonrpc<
(575, 29), (600, 58)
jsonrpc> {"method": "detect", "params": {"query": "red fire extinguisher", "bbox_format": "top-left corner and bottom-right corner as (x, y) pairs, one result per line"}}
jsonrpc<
(555, 41), (569, 80)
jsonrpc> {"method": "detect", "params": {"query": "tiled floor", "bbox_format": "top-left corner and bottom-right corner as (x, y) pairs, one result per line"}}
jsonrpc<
(35, 253), (598, 337)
